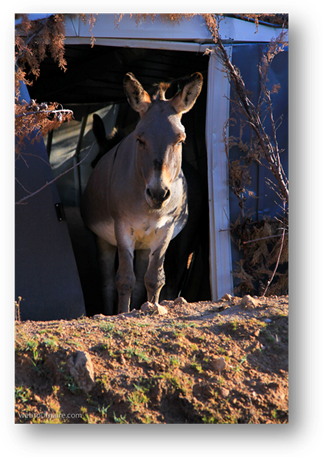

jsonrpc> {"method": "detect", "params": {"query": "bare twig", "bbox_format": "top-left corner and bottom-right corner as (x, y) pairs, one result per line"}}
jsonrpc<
(15, 143), (94, 205)
(15, 177), (32, 195)
(243, 234), (285, 245)
(260, 200), (287, 297)
(16, 151), (52, 167)
(261, 226), (286, 297)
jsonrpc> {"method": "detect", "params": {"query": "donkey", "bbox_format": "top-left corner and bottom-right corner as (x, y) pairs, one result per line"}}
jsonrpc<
(90, 113), (206, 306)
(81, 72), (203, 314)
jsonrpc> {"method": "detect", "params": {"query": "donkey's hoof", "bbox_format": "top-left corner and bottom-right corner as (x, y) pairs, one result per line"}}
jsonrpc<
(141, 301), (154, 312)
(152, 303), (168, 315)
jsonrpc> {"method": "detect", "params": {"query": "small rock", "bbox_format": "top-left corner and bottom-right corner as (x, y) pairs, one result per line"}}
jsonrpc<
(141, 301), (154, 312)
(159, 300), (173, 307)
(219, 387), (230, 397)
(240, 295), (257, 310)
(211, 357), (226, 374)
(93, 313), (107, 320)
(67, 351), (95, 393)
(221, 293), (232, 301)
(153, 304), (168, 315)
(20, 353), (33, 367)
(264, 318), (272, 323)
(174, 296), (187, 305)
(119, 354), (126, 365)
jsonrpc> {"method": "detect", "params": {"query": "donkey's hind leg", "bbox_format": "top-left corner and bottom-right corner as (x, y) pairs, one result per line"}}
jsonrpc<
(96, 237), (117, 315)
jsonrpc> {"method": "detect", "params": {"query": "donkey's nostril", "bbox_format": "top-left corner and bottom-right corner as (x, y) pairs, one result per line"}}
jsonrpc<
(164, 189), (170, 200)
(146, 187), (153, 199)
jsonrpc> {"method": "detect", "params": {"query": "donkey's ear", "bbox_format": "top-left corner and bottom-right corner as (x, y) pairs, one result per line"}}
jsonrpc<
(170, 72), (203, 116)
(92, 114), (106, 146)
(123, 73), (151, 117)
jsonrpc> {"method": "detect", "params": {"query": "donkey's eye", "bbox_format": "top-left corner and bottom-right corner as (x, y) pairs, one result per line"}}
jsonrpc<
(137, 138), (146, 148)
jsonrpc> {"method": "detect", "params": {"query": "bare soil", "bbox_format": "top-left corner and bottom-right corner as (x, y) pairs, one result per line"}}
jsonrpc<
(15, 295), (288, 424)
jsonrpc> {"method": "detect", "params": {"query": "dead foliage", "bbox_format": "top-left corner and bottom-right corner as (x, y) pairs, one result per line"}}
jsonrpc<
(14, 14), (97, 203)
(231, 220), (288, 296)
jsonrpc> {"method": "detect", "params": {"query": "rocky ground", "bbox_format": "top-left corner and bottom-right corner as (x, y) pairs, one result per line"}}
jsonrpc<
(15, 294), (288, 424)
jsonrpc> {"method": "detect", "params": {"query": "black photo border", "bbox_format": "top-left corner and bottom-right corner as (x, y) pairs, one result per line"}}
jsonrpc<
(4, 3), (321, 455)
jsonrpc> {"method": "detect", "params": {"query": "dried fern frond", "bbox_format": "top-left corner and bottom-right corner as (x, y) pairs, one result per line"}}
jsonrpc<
(232, 220), (288, 296)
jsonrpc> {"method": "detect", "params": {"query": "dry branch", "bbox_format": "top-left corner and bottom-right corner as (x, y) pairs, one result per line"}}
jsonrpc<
(15, 143), (94, 205)
(213, 32), (289, 206)
(202, 14), (289, 296)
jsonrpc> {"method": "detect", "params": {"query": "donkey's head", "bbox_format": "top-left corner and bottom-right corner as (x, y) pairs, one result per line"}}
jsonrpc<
(123, 72), (203, 210)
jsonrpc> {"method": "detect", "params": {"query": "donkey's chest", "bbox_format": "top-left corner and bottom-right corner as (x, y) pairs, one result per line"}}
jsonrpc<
(101, 214), (174, 250)
(130, 216), (172, 249)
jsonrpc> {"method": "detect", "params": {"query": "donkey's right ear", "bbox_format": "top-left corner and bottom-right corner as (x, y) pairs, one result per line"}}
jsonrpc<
(123, 73), (151, 117)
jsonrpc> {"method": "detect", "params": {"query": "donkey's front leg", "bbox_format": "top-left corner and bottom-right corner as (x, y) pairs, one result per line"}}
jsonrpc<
(145, 230), (173, 304)
(145, 261), (165, 304)
(115, 242), (136, 314)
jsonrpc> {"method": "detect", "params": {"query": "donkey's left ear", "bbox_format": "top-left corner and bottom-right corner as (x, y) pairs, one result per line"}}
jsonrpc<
(170, 73), (203, 115)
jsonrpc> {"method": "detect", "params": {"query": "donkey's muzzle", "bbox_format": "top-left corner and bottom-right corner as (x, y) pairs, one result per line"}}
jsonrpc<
(146, 186), (171, 208)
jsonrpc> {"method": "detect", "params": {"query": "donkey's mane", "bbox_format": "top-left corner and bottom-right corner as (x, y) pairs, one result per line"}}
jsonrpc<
(152, 82), (171, 101)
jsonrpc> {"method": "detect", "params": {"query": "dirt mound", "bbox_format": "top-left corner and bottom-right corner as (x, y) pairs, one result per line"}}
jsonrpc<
(15, 295), (288, 424)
